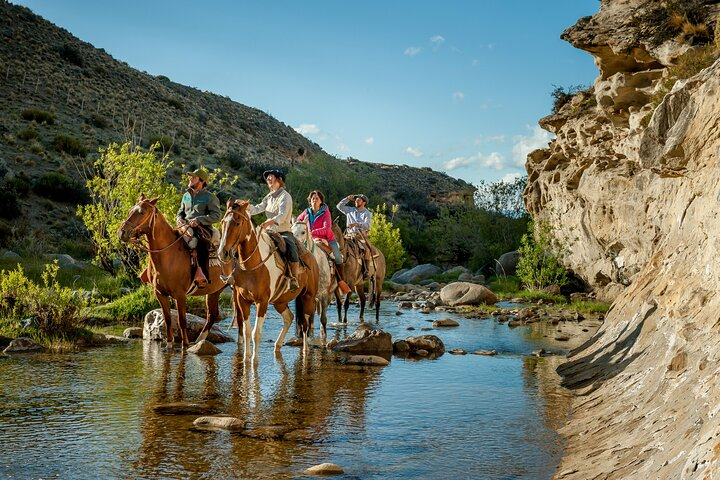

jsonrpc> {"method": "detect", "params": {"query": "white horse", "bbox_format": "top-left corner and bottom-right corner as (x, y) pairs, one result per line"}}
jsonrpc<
(292, 220), (335, 341)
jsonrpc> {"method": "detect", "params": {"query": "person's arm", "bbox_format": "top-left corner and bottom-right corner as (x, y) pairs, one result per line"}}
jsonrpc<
(196, 193), (223, 226)
(246, 195), (267, 216)
(295, 210), (308, 223)
(336, 196), (354, 215)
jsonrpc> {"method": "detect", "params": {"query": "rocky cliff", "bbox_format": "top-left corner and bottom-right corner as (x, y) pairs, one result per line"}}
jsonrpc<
(525, 0), (720, 478)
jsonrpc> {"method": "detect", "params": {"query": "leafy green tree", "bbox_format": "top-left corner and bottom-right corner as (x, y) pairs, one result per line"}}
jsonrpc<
(474, 175), (528, 218)
(516, 221), (568, 290)
(78, 142), (180, 274)
(368, 204), (408, 275)
(287, 153), (377, 209)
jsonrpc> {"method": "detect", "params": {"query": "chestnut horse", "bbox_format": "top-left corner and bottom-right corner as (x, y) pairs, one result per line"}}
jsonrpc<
(333, 222), (386, 323)
(118, 195), (232, 349)
(291, 220), (335, 341)
(216, 200), (319, 362)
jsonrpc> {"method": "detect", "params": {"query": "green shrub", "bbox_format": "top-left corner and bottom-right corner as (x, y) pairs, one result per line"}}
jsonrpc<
(368, 204), (408, 276)
(0, 262), (89, 334)
(516, 221), (568, 290)
(92, 285), (157, 322)
(550, 84), (588, 114)
(17, 128), (39, 141)
(148, 134), (180, 155)
(57, 44), (83, 67)
(165, 97), (184, 111)
(6, 173), (31, 196)
(0, 185), (21, 219)
(89, 113), (109, 129)
(488, 275), (521, 294)
(20, 109), (55, 125)
(52, 134), (87, 156)
(33, 172), (90, 204)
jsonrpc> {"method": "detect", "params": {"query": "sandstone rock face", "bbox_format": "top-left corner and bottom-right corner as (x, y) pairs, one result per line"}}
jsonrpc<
(527, 1), (720, 479)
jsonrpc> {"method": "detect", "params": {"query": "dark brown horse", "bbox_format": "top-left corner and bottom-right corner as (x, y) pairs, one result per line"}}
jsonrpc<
(216, 200), (319, 362)
(333, 222), (386, 323)
(118, 195), (232, 349)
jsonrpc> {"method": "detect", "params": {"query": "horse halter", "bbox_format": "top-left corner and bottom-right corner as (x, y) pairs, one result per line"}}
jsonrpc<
(124, 201), (157, 240)
(221, 204), (276, 271)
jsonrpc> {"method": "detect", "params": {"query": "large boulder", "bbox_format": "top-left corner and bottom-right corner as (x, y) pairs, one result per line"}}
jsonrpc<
(403, 335), (445, 355)
(143, 309), (233, 343)
(495, 251), (520, 276)
(3, 337), (44, 353)
(332, 323), (392, 355)
(391, 264), (442, 284)
(440, 282), (498, 306)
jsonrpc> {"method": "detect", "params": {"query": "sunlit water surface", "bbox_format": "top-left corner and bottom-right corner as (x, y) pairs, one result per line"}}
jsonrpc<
(0, 302), (575, 479)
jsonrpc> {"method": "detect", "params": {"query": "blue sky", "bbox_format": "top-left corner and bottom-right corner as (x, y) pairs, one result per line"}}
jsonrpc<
(13, 0), (599, 186)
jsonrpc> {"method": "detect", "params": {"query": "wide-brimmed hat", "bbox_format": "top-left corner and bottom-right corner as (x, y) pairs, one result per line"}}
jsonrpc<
(186, 168), (209, 183)
(263, 169), (286, 182)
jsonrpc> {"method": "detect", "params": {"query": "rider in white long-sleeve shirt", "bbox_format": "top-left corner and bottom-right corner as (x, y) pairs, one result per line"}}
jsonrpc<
(337, 194), (374, 275)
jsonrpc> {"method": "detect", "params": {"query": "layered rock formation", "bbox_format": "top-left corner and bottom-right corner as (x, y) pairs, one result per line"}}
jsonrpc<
(525, 0), (720, 478)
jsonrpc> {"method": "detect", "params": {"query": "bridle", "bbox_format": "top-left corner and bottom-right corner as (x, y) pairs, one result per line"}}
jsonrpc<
(221, 205), (277, 271)
(123, 201), (187, 253)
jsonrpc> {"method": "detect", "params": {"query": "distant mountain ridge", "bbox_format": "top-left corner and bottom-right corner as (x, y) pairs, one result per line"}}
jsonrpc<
(0, 1), (474, 251)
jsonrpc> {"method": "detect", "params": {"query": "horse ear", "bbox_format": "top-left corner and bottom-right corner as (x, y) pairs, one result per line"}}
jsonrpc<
(138, 193), (146, 202)
(149, 197), (159, 205)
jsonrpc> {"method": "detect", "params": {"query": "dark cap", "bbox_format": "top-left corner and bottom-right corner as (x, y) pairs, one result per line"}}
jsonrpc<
(186, 168), (209, 183)
(355, 194), (368, 203)
(263, 169), (286, 182)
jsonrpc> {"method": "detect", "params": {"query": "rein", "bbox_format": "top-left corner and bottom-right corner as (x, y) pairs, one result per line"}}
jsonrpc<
(126, 202), (188, 254)
(222, 209), (277, 271)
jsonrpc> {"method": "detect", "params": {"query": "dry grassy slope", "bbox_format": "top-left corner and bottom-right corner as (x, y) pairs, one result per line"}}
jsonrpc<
(0, 1), (474, 252)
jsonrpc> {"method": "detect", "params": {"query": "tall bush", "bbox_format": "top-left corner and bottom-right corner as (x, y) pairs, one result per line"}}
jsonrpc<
(368, 204), (408, 276)
(78, 142), (180, 274)
(516, 221), (568, 290)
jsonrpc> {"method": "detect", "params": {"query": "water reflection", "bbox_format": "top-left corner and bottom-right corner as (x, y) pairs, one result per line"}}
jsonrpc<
(0, 305), (579, 479)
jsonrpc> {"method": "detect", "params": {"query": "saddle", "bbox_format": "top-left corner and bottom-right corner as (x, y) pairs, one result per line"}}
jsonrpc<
(265, 231), (311, 269)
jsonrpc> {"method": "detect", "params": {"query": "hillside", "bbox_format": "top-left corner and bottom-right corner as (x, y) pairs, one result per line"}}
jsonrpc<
(524, 0), (720, 478)
(0, 1), (474, 254)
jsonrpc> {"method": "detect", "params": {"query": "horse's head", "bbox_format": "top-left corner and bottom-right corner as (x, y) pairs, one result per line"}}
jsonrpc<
(291, 219), (310, 246)
(118, 194), (159, 243)
(219, 199), (252, 261)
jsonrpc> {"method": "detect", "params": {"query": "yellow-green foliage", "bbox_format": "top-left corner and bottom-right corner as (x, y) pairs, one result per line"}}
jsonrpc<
(78, 142), (181, 274)
(368, 204), (408, 276)
(0, 262), (88, 333)
(652, 44), (720, 107)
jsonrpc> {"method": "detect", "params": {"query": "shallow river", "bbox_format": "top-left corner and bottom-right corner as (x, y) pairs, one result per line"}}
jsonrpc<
(0, 302), (575, 479)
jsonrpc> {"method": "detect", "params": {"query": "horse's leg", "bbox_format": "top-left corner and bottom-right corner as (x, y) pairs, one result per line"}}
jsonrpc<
(273, 303), (294, 352)
(251, 302), (270, 362)
(197, 290), (222, 343)
(156, 293), (174, 350)
(301, 293), (315, 352)
(236, 295), (252, 361)
(176, 296), (190, 349)
(320, 299), (328, 341)
(335, 290), (343, 324)
(357, 285), (366, 323)
(343, 292), (350, 323)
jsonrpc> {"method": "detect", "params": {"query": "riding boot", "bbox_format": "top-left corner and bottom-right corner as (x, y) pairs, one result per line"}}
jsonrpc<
(288, 261), (300, 292)
(191, 250), (208, 287)
(335, 263), (351, 294)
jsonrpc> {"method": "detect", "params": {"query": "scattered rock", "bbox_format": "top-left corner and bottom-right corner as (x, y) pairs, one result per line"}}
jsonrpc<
(193, 416), (245, 432)
(432, 318), (459, 327)
(448, 348), (467, 355)
(304, 463), (344, 475)
(472, 350), (497, 356)
(440, 282), (498, 306)
(332, 323), (393, 355)
(188, 340), (222, 355)
(143, 309), (233, 343)
(3, 337), (44, 353)
(123, 327), (143, 339)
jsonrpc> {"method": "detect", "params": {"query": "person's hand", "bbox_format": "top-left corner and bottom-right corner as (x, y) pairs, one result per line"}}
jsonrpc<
(260, 220), (274, 229)
(348, 195), (355, 201)
(176, 219), (187, 227)
(189, 219), (199, 228)
(348, 222), (358, 228)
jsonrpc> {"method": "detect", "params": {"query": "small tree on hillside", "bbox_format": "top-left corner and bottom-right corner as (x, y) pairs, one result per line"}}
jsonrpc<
(369, 204), (408, 276)
(78, 142), (180, 275)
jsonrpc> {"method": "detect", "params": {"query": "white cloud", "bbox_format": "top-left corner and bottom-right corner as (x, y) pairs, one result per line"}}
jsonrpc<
(442, 152), (506, 171)
(404, 47), (421, 56)
(452, 91), (465, 102)
(337, 143), (349, 152)
(501, 172), (523, 183)
(512, 125), (553, 167)
(365, 137), (375, 145)
(295, 123), (320, 135)
(474, 134), (506, 145)
(430, 35), (445, 45)
(405, 147), (423, 158)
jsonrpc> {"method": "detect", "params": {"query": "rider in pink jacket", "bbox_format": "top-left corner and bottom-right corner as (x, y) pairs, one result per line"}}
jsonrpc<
(295, 190), (345, 281)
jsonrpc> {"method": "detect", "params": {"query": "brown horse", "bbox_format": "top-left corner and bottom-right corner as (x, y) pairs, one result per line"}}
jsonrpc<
(333, 222), (386, 323)
(118, 194), (232, 349)
(216, 200), (319, 362)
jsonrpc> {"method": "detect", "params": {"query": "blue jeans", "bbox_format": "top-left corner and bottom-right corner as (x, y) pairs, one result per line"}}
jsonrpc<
(329, 239), (343, 264)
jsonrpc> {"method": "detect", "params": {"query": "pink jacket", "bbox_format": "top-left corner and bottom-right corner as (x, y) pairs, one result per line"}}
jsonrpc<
(296, 205), (336, 242)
